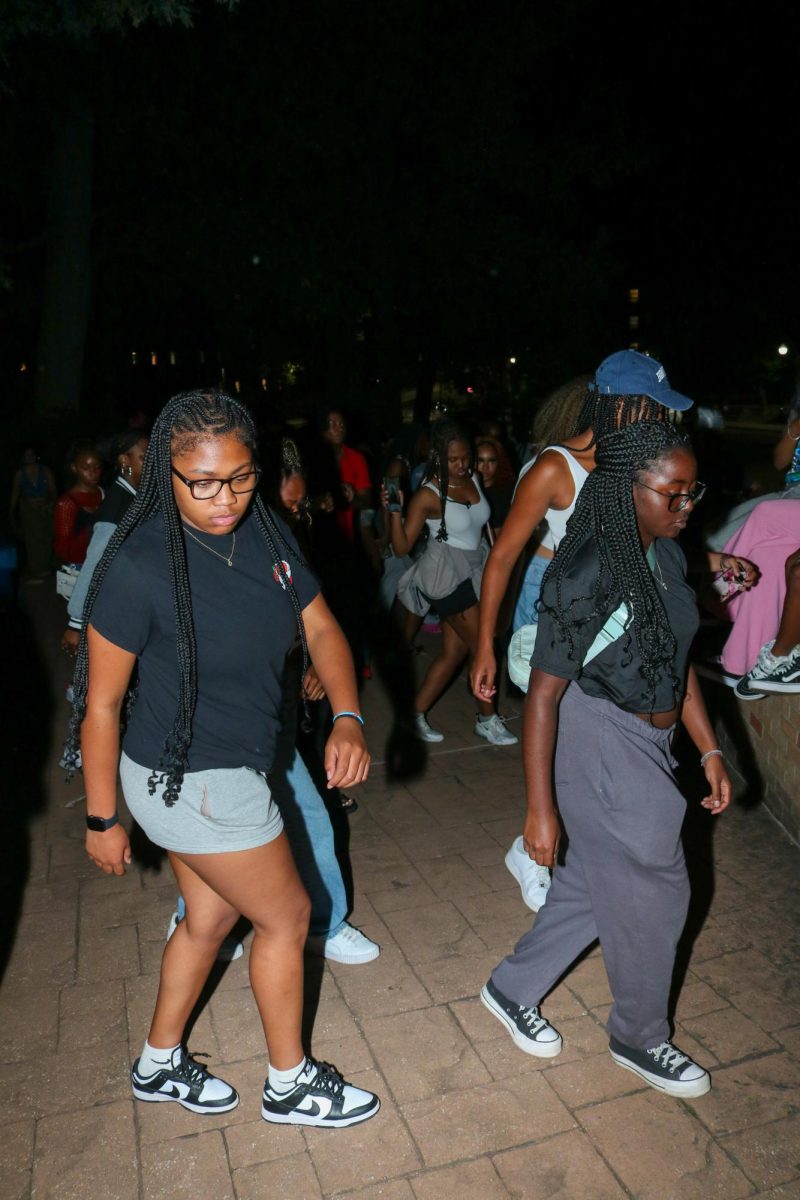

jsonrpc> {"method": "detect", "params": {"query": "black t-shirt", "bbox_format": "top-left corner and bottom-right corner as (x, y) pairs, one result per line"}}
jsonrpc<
(531, 534), (699, 714)
(90, 509), (320, 772)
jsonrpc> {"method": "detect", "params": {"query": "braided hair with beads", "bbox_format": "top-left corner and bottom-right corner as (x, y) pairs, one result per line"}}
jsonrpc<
(63, 390), (312, 806)
(421, 419), (471, 543)
(538, 420), (692, 710)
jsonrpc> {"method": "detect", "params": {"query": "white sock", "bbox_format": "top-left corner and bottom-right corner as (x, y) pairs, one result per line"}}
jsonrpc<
(268, 1058), (314, 1094)
(138, 1039), (180, 1076)
(477, 713), (493, 724)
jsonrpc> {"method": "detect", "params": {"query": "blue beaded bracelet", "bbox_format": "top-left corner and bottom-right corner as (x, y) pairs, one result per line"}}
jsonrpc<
(332, 711), (365, 727)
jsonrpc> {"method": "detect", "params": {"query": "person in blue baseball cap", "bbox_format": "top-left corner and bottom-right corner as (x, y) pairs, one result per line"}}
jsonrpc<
(472, 350), (694, 911)
(593, 349), (694, 415)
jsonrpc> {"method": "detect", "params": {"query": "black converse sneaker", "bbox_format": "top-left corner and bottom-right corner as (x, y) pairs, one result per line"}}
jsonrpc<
(609, 1037), (711, 1098)
(261, 1059), (380, 1128)
(131, 1048), (239, 1114)
(480, 979), (562, 1057)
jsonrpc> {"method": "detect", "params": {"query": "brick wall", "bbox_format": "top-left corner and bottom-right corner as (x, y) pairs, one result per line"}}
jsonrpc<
(713, 690), (800, 842)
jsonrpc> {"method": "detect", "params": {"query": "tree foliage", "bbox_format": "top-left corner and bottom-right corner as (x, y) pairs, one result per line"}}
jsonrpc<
(0, 0), (237, 42)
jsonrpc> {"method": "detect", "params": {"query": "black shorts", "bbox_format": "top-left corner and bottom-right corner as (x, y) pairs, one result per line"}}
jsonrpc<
(422, 578), (478, 616)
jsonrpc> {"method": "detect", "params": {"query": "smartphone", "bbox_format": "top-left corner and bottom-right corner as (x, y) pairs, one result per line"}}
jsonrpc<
(384, 477), (402, 512)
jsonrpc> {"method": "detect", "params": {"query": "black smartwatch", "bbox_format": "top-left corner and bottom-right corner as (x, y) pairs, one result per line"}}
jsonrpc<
(86, 813), (120, 832)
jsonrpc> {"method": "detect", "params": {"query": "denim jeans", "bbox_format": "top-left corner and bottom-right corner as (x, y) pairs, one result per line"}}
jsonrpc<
(176, 742), (348, 939)
(512, 553), (550, 631)
(269, 744), (348, 938)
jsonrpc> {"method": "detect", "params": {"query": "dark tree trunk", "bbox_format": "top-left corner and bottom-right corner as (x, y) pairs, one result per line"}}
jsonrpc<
(35, 89), (93, 416)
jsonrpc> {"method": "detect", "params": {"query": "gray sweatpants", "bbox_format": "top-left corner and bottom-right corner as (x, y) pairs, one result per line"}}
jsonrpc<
(492, 683), (689, 1049)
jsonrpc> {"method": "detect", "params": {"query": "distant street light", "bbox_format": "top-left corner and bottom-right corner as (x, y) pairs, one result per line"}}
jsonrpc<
(778, 344), (789, 356)
(509, 356), (517, 364)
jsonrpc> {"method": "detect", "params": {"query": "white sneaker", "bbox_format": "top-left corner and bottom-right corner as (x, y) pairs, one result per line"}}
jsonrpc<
(505, 837), (551, 912)
(132, 1047), (239, 1113)
(474, 714), (518, 746)
(262, 1058), (379, 1127)
(415, 713), (444, 742)
(166, 911), (244, 961)
(307, 922), (380, 964)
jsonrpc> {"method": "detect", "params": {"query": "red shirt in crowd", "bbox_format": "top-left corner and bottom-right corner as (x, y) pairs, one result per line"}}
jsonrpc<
(54, 488), (104, 564)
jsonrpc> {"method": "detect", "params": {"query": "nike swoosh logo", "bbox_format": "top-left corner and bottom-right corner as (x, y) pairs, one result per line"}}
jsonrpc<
(297, 1098), (321, 1116)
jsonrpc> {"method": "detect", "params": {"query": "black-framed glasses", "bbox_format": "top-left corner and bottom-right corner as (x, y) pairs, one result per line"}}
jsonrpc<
(635, 479), (707, 512)
(171, 465), (262, 499)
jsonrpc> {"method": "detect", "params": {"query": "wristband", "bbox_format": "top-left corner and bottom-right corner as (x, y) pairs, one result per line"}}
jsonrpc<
(332, 711), (365, 727)
(700, 749), (723, 767)
(86, 813), (120, 832)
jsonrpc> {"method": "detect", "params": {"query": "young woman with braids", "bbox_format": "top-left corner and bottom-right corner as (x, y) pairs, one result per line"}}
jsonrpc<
(68, 390), (379, 1128)
(481, 420), (731, 1100)
(386, 420), (518, 745)
(470, 351), (693, 914)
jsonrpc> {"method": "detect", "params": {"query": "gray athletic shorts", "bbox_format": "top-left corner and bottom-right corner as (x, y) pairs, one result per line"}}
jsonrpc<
(119, 752), (284, 854)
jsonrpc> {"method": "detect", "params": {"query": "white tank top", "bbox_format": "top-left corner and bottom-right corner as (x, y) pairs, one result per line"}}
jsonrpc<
(515, 444), (589, 551)
(423, 477), (491, 550)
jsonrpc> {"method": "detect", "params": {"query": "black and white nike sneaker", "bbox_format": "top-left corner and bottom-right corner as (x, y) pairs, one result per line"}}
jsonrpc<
(131, 1048), (239, 1114)
(261, 1058), (380, 1128)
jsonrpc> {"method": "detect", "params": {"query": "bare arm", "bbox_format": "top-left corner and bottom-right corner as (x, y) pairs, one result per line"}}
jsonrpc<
(387, 485), (438, 558)
(471, 454), (570, 699)
(302, 593), (370, 789)
(82, 626), (137, 873)
(521, 670), (569, 867)
(680, 665), (732, 814)
(774, 415), (800, 471)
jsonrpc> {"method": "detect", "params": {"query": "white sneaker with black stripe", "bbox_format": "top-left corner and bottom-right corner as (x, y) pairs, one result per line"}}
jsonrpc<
(131, 1048), (239, 1113)
(261, 1058), (380, 1127)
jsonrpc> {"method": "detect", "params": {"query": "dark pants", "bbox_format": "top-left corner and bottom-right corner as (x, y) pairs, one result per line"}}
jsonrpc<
(492, 683), (689, 1049)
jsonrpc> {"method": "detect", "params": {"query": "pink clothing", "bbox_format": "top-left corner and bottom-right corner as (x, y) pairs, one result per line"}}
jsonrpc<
(720, 499), (800, 674)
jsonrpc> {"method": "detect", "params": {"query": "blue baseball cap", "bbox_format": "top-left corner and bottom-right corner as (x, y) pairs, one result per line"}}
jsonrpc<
(594, 350), (694, 412)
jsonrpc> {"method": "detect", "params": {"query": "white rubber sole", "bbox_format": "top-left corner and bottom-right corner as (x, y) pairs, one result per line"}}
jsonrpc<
(132, 1084), (240, 1114)
(261, 1096), (380, 1127)
(306, 938), (381, 965)
(609, 1049), (711, 1097)
(480, 985), (562, 1057)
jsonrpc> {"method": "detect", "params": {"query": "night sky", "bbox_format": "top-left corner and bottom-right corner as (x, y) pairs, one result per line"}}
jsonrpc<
(1, 0), (799, 430)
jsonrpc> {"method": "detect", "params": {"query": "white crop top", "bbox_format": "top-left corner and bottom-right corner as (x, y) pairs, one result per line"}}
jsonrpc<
(423, 478), (491, 550)
(516, 445), (590, 552)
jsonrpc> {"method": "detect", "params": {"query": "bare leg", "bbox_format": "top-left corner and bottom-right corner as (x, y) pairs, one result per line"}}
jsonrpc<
(403, 608), (424, 646)
(443, 604), (495, 717)
(772, 550), (800, 657)
(148, 833), (310, 1069)
(414, 619), (469, 714)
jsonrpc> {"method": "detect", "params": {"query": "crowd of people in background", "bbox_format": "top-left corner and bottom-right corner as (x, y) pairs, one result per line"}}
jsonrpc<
(3, 349), (799, 1122)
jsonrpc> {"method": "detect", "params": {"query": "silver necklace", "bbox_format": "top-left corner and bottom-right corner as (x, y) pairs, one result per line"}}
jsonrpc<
(183, 525), (236, 567)
(651, 547), (667, 590)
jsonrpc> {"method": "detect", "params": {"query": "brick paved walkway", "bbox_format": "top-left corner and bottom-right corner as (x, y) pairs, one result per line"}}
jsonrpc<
(3, 588), (800, 1199)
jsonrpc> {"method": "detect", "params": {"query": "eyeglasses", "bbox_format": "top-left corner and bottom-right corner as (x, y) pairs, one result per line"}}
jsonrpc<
(171, 465), (262, 499)
(635, 479), (707, 512)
